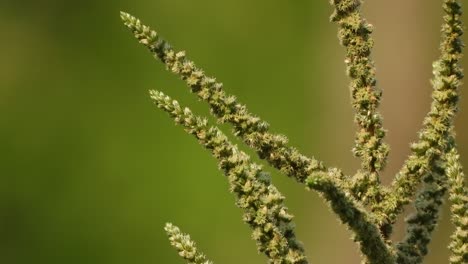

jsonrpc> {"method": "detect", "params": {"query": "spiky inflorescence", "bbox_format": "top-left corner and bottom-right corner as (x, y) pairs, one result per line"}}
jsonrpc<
(120, 12), (385, 263)
(121, 1), (466, 262)
(306, 172), (395, 264)
(151, 90), (308, 264)
(164, 223), (214, 264)
(396, 152), (451, 264)
(152, 89), (394, 264)
(446, 148), (468, 264)
(120, 11), (345, 187)
(330, 0), (389, 206)
(381, 0), (464, 239)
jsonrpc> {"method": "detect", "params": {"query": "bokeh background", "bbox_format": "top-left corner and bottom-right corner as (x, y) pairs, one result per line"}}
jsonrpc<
(1, 1), (467, 263)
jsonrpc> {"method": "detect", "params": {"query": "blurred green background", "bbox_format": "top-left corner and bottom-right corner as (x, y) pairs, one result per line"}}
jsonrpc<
(1, 1), (467, 263)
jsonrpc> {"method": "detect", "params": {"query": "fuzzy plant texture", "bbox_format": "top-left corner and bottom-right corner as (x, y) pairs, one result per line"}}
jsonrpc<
(120, 0), (467, 263)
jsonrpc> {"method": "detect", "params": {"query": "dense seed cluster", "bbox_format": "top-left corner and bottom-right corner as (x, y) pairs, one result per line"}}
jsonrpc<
(307, 171), (395, 264)
(330, 0), (390, 206)
(446, 148), (468, 264)
(381, 0), (464, 231)
(120, 11), (335, 185)
(164, 223), (213, 264)
(151, 91), (307, 264)
(120, 1), (465, 262)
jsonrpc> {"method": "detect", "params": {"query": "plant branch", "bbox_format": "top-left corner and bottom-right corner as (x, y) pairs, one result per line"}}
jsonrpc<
(379, 0), (464, 234)
(307, 171), (395, 264)
(120, 11), (346, 188)
(329, 0), (389, 206)
(119, 2), (466, 262)
(151, 90), (308, 264)
(396, 143), (451, 264)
